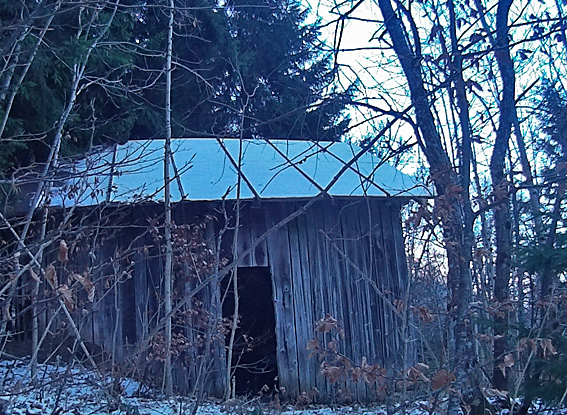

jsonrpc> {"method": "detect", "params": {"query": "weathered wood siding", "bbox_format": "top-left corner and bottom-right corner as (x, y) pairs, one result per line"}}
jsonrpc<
(36, 197), (410, 401)
(260, 199), (411, 401)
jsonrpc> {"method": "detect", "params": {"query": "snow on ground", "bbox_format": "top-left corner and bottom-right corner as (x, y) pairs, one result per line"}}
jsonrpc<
(0, 359), (430, 415)
(0, 359), (564, 415)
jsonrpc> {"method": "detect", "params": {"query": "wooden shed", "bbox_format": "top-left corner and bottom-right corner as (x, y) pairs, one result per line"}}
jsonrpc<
(39, 138), (428, 401)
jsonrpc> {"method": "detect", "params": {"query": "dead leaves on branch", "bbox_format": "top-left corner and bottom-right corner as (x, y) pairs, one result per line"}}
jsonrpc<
(44, 264), (96, 310)
(149, 331), (190, 363)
(431, 369), (456, 390)
(34, 239), (97, 311)
(306, 338), (319, 355)
(492, 337), (559, 378)
(486, 299), (516, 319)
(518, 337), (558, 359)
(29, 267), (40, 282)
(540, 338), (558, 358)
(497, 353), (515, 377)
(320, 362), (344, 384)
(309, 314), (454, 396)
(411, 305), (436, 323)
(315, 314), (341, 334)
(310, 314), (385, 387)
(149, 216), (223, 282)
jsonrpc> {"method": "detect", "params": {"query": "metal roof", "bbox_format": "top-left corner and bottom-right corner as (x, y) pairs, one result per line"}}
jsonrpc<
(51, 138), (431, 207)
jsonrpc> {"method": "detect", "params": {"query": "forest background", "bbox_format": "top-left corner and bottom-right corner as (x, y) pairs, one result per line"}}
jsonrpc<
(0, 0), (566, 414)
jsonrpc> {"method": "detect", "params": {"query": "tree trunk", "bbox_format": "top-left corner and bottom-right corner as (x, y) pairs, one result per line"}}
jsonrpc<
(375, 0), (477, 412)
(163, 0), (175, 397)
(490, 0), (514, 391)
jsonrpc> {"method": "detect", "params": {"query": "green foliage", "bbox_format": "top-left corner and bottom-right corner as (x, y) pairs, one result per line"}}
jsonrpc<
(0, 0), (351, 177)
(520, 330), (567, 405)
(128, 0), (352, 141)
(539, 85), (567, 172)
(515, 232), (567, 404)
(517, 234), (567, 277)
(512, 283), (567, 405)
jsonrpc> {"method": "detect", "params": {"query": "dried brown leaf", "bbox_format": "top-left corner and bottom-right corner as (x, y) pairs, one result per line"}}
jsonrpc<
(431, 369), (455, 390)
(45, 264), (58, 289)
(482, 387), (508, 398)
(350, 366), (362, 383)
(541, 338), (558, 359)
(29, 268), (40, 282)
(497, 362), (506, 377)
(321, 363), (343, 384)
(73, 273), (95, 302)
(498, 354), (515, 377)
(306, 339), (319, 351)
(519, 337), (537, 354)
(415, 306), (435, 323)
(58, 240), (69, 262)
(407, 367), (419, 381)
(315, 314), (339, 334)
(340, 356), (352, 371)
(503, 353), (515, 368)
(58, 285), (74, 311)
(327, 340), (337, 353)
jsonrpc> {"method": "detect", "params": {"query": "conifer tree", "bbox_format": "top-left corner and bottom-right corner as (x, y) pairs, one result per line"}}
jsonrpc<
(0, 0), (352, 176)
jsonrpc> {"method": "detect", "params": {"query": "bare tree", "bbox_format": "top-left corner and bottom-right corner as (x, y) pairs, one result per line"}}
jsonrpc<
(321, 0), (567, 411)
(163, 0), (175, 398)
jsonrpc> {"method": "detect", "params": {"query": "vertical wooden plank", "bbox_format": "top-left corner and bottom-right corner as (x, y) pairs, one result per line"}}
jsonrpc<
(372, 201), (400, 368)
(317, 200), (351, 400)
(295, 201), (321, 396)
(286, 201), (315, 395)
(265, 201), (299, 398)
(387, 201), (409, 296)
(236, 202), (253, 267)
(373, 200), (395, 367)
(303, 201), (330, 399)
(366, 200), (389, 367)
(311, 200), (336, 399)
(134, 250), (148, 345)
(354, 200), (380, 363)
(339, 200), (374, 400)
(386, 200), (415, 368)
(121, 242), (137, 349)
(250, 203), (269, 267)
(382, 202), (402, 367)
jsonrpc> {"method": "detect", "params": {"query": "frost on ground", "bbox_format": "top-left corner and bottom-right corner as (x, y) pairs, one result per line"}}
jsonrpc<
(0, 359), (564, 415)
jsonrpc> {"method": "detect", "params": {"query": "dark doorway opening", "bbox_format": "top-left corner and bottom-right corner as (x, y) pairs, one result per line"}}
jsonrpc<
(222, 267), (278, 395)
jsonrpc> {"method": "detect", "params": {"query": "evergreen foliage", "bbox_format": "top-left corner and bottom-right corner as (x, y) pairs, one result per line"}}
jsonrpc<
(514, 84), (567, 406)
(538, 85), (567, 188)
(0, 0), (352, 173)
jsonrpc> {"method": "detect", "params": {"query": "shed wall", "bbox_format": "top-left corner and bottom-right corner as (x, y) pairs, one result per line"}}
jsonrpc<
(37, 198), (410, 401)
(258, 199), (410, 401)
